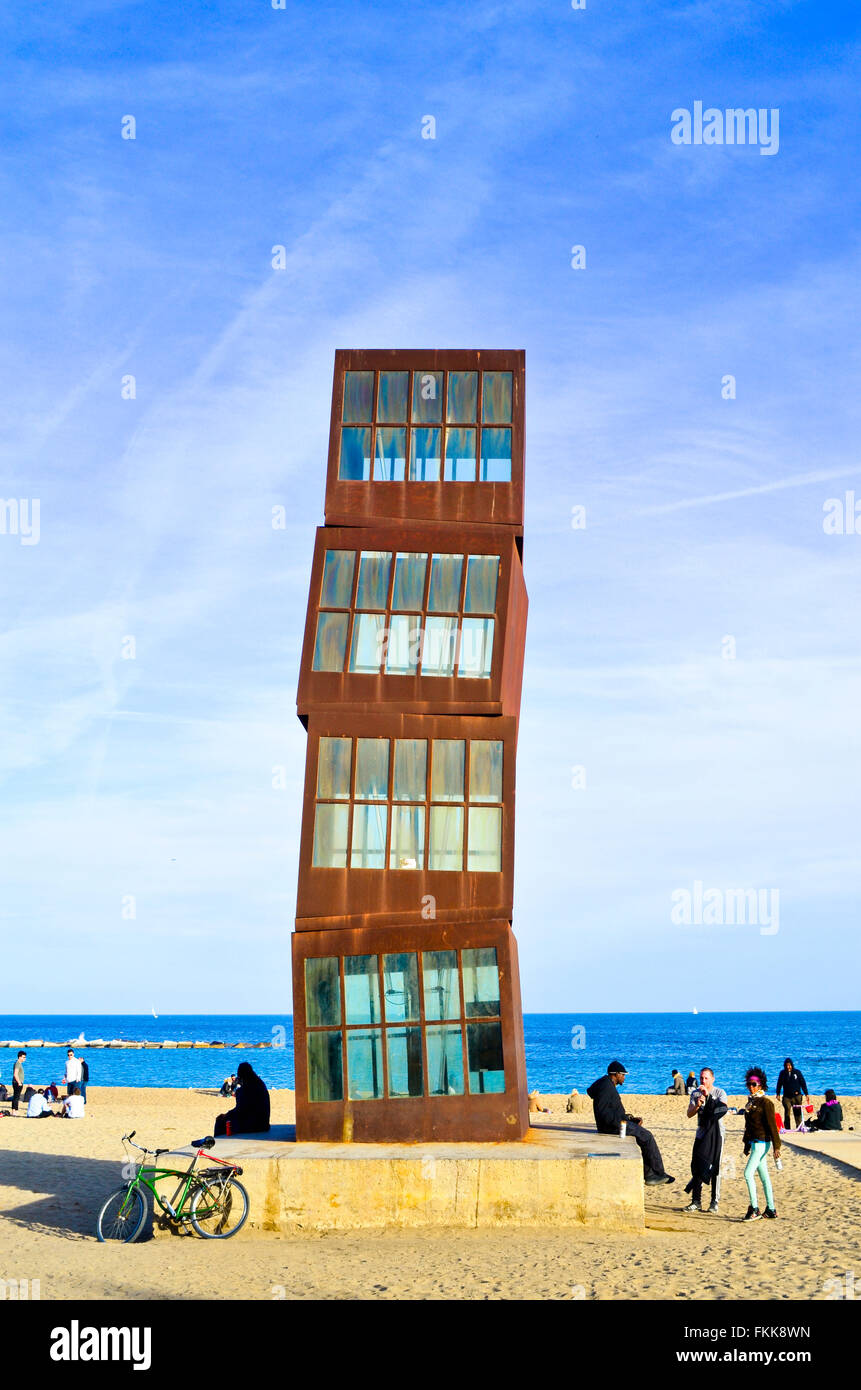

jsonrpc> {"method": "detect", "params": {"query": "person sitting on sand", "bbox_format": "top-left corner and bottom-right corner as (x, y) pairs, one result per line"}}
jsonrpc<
(587, 1060), (675, 1186)
(529, 1090), (550, 1114)
(666, 1069), (685, 1096)
(741, 1066), (781, 1222)
(684, 1071), (697, 1095)
(806, 1089), (843, 1132)
(220, 1075), (237, 1097)
(27, 1088), (54, 1119)
(61, 1084), (85, 1119)
(213, 1061), (270, 1137)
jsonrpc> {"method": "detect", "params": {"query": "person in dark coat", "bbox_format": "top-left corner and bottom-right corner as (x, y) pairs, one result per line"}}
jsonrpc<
(586, 1061), (674, 1186)
(682, 1067), (728, 1213)
(775, 1057), (809, 1130)
(807, 1090), (843, 1132)
(213, 1062), (270, 1137)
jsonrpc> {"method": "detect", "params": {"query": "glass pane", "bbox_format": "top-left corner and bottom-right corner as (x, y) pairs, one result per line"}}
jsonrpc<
(344, 954), (381, 1025)
(426, 1026), (464, 1095)
(431, 739), (464, 801)
(429, 805), (463, 871)
(427, 554), (463, 612)
(307, 1031), (343, 1102)
(373, 426), (406, 481)
(469, 740), (503, 803)
(392, 552), (427, 611)
(382, 953), (420, 1022)
(446, 370), (478, 422)
(410, 427), (441, 481)
(467, 806), (502, 873)
(462, 947), (500, 1018)
(464, 555), (499, 613)
(385, 614), (421, 675)
(349, 612), (385, 673)
(467, 1021), (505, 1093)
(350, 803), (388, 869)
(356, 550), (392, 609)
(312, 803), (349, 868)
(393, 738), (427, 801)
(386, 1027), (423, 1098)
(411, 371), (443, 422)
(482, 372), (512, 424)
(355, 737), (389, 799)
(378, 370), (409, 422)
(320, 550), (356, 608)
(479, 426), (511, 482)
(389, 804), (425, 869)
(312, 611), (349, 672)
(458, 617), (494, 678)
(343, 371), (374, 422)
(444, 426), (477, 482)
(422, 950), (461, 1020)
(339, 426), (372, 480)
(422, 616), (457, 676)
(316, 736), (352, 801)
(304, 956), (341, 1027)
(347, 1029), (384, 1099)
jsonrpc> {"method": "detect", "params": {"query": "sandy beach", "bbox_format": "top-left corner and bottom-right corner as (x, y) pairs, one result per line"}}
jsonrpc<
(1, 1087), (858, 1301)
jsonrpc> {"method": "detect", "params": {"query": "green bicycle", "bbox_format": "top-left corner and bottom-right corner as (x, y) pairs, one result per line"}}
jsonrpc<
(96, 1131), (249, 1242)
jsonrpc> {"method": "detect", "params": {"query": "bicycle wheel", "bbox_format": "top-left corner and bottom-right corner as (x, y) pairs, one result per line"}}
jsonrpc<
(96, 1185), (147, 1243)
(190, 1176), (249, 1238)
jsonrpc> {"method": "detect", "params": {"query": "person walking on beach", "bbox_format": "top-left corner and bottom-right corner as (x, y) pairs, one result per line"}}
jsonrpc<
(63, 1049), (83, 1099)
(775, 1057), (809, 1130)
(11, 1050), (26, 1113)
(213, 1061), (270, 1137)
(587, 1061), (674, 1186)
(665, 1069), (685, 1096)
(682, 1067), (728, 1214)
(741, 1066), (781, 1222)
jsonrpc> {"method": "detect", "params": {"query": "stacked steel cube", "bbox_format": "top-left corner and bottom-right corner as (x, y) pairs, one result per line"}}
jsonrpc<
(292, 350), (529, 1141)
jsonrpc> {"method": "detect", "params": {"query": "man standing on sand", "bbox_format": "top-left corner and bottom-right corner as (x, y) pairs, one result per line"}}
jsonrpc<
(12, 1050), (26, 1113)
(775, 1057), (809, 1130)
(63, 1049), (83, 1099)
(587, 1061), (675, 1186)
(682, 1067), (728, 1214)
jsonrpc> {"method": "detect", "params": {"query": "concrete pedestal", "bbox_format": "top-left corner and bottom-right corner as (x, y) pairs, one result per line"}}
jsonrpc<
(154, 1121), (644, 1237)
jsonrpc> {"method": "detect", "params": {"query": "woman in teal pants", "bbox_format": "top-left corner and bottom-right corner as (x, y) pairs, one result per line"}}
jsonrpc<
(741, 1066), (782, 1221)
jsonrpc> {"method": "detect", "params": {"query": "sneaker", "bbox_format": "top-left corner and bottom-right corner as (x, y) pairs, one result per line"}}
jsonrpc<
(763, 1207), (778, 1219)
(682, 1202), (702, 1214)
(645, 1172), (675, 1186)
(743, 1206), (762, 1222)
(706, 1203), (720, 1214)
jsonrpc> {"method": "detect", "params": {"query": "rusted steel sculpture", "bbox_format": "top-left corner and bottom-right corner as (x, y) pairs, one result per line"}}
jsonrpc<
(292, 350), (529, 1141)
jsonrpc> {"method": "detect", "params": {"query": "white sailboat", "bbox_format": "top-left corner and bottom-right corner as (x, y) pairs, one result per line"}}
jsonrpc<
(152, 1007), (158, 1019)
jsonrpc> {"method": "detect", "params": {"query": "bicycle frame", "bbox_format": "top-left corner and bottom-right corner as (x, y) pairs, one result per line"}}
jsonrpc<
(122, 1138), (240, 1222)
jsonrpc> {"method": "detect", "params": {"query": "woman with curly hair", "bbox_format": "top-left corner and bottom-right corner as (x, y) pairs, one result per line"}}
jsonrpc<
(741, 1066), (781, 1221)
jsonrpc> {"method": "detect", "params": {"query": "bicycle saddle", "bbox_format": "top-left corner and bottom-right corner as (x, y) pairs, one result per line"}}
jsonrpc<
(191, 1136), (216, 1149)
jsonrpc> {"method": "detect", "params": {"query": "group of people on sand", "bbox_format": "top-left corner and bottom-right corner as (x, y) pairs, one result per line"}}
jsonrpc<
(0, 1048), (89, 1118)
(588, 1056), (847, 1224)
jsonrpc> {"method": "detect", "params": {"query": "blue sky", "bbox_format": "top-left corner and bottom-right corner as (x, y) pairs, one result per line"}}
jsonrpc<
(1, 0), (859, 1014)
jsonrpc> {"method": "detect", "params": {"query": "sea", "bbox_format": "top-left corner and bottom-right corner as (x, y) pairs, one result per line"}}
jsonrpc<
(1, 1012), (859, 1094)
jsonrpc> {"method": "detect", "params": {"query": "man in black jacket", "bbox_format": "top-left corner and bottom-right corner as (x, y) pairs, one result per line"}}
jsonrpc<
(775, 1058), (809, 1130)
(587, 1061), (674, 1186)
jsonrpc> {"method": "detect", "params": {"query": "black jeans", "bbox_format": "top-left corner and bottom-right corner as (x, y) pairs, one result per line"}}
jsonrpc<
(11, 1082), (22, 1112)
(626, 1121), (666, 1178)
(782, 1096), (803, 1129)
